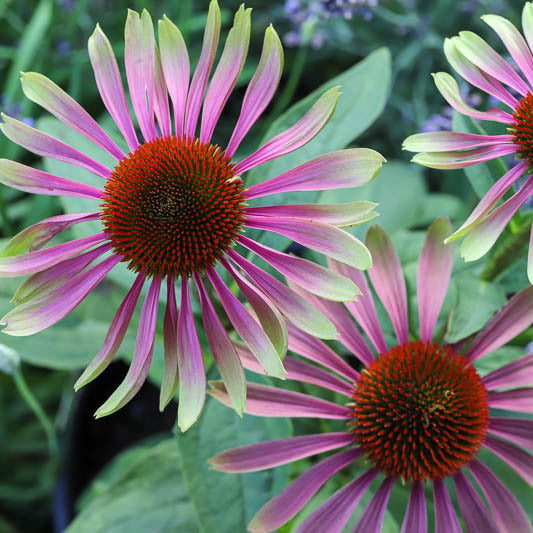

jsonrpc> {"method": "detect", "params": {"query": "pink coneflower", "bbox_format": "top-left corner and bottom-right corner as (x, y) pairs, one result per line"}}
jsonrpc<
(0, 2), (384, 430)
(210, 218), (533, 532)
(403, 2), (533, 281)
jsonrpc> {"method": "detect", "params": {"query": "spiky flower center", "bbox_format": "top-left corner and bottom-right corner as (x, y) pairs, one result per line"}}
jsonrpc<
(349, 341), (488, 482)
(100, 136), (245, 278)
(512, 92), (533, 161)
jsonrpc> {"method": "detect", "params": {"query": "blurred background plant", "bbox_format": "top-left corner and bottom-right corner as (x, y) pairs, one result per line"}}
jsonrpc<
(0, 1), (531, 532)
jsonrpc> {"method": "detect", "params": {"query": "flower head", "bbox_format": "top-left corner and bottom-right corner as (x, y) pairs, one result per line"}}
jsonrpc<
(209, 218), (533, 532)
(404, 2), (533, 282)
(0, 2), (384, 430)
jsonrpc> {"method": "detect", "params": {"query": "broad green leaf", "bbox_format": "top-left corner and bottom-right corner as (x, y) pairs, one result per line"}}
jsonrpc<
(445, 271), (506, 343)
(66, 439), (198, 533)
(176, 391), (292, 533)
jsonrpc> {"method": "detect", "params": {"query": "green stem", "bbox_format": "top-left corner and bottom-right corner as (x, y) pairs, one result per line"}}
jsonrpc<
(12, 368), (59, 457)
(480, 217), (532, 282)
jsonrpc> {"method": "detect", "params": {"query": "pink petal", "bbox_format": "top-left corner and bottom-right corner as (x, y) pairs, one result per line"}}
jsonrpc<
(529, 219), (533, 285)
(158, 16), (190, 136)
(1, 254), (120, 336)
(403, 131), (513, 152)
(0, 159), (103, 199)
(195, 275), (246, 416)
(208, 380), (352, 419)
(226, 26), (283, 157)
(248, 448), (361, 533)
(245, 149), (385, 200)
(95, 276), (161, 417)
(0, 114), (111, 179)
(153, 46), (171, 138)
(88, 24), (138, 151)
(0, 232), (107, 278)
(200, 5), (251, 142)
(484, 434), (533, 485)
(235, 86), (341, 174)
(352, 477), (395, 533)
(184, 0), (221, 137)
(245, 215), (371, 269)
(489, 417), (533, 451)
(160, 277), (179, 411)
(453, 470), (499, 533)
(21, 72), (124, 160)
(295, 468), (379, 533)
(417, 218), (454, 342)
(483, 352), (533, 389)
(238, 235), (359, 302)
(176, 277), (206, 432)
(488, 388), (533, 413)
(469, 458), (533, 533)
(401, 481), (427, 533)
(366, 224), (409, 344)
(74, 273), (145, 390)
(433, 479), (462, 533)
(206, 266), (285, 379)
(209, 432), (354, 473)
(328, 258), (387, 354)
(466, 286), (533, 362)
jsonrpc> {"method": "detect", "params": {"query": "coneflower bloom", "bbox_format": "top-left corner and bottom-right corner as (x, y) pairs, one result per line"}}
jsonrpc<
(403, 2), (533, 282)
(0, 2), (384, 430)
(210, 218), (533, 533)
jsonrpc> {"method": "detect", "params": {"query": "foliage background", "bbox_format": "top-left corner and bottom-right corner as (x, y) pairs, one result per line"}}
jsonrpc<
(0, 0), (531, 532)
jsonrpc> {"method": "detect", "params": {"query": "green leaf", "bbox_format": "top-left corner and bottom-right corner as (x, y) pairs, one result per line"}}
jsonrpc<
(247, 48), (391, 204)
(66, 439), (199, 533)
(176, 392), (292, 533)
(445, 271), (507, 343)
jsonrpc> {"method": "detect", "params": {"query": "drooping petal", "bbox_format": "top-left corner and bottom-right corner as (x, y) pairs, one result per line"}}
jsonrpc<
(195, 275), (246, 416)
(227, 249), (337, 340)
(245, 149), (385, 200)
(453, 470), (500, 533)
(0, 232), (107, 278)
(484, 434), (533, 485)
(74, 273), (145, 390)
(206, 266), (285, 379)
(401, 481), (427, 533)
(1, 212), (100, 259)
(529, 219), (533, 285)
(184, 0), (221, 137)
(209, 432), (354, 473)
(235, 86), (341, 174)
(488, 388), (533, 413)
(489, 417), (533, 451)
(328, 259), (387, 354)
(247, 448), (362, 533)
(403, 131), (513, 152)
(483, 352), (533, 389)
(152, 46), (171, 138)
(226, 25), (283, 157)
(158, 15), (190, 136)
(21, 72), (125, 160)
(239, 235), (360, 302)
(95, 276), (161, 417)
(460, 176), (533, 261)
(160, 277), (179, 411)
(466, 286), (533, 362)
(366, 224), (409, 344)
(200, 5), (251, 142)
(221, 257), (287, 357)
(88, 24), (138, 151)
(0, 114), (111, 179)
(245, 215), (371, 269)
(208, 380), (352, 419)
(176, 277), (206, 432)
(469, 459), (533, 533)
(1, 254), (120, 336)
(417, 218), (454, 342)
(0, 159), (103, 199)
(245, 201), (379, 228)
(352, 477), (395, 533)
(295, 468), (379, 533)
(523, 2), (533, 57)
(125, 9), (157, 142)
(433, 479), (462, 533)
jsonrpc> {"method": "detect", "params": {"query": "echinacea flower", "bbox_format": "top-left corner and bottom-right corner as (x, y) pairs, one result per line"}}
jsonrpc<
(209, 218), (533, 533)
(0, 2), (384, 430)
(404, 2), (533, 281)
